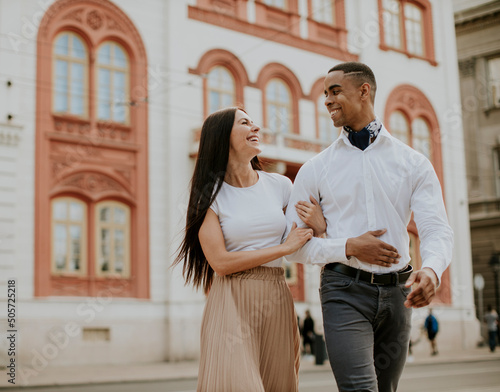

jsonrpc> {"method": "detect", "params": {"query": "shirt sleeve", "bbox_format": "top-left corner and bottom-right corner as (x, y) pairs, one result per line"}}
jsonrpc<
(284, 160), (349, 265)
(410, 156), (454, 284)
(281, 174), (293, 209)
(209, 198), (219, 216)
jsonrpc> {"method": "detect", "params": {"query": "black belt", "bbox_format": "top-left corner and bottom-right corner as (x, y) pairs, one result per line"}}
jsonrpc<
(324, 263), (413, 286)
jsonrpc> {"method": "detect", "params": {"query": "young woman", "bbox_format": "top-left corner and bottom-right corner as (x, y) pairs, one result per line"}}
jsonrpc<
(175, 107), (325, 392)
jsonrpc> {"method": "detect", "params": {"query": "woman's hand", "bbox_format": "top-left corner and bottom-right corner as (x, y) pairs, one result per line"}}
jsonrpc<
(295, 196), (326, 237)
(282, 222), (313, 254)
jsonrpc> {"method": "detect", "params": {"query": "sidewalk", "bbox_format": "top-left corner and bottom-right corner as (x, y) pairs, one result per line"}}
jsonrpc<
(6, 346), (500, 387)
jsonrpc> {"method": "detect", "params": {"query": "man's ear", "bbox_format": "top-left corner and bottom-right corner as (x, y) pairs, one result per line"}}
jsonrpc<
(359, 83), (371, 101)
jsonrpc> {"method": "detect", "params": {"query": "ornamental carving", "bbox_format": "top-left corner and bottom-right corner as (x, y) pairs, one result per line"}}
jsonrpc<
(52, 161), (71, 178)
(115, 169), (132, 184)
(62, 8), (84, 23)
(87, 10), (103, 29)
(39, 0), (147, 59)
(60, 173), (126, 194)
(106, 15), (125, 33)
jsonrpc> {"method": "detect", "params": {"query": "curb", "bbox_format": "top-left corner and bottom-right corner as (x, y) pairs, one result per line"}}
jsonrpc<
(4, 351), (500, 388)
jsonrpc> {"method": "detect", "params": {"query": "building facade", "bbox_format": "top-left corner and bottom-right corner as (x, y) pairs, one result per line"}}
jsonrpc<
(454, 0), (500, 333)
(0, 0), (479, 380)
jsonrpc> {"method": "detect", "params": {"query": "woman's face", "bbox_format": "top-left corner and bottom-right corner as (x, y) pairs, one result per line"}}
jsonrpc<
(229, 110), (261, 161)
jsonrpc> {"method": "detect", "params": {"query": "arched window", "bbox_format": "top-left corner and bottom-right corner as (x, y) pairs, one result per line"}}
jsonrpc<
(257, 63), (302, 144)
(385, 85), (441, 169)
(207, 66), (235, 113)
(266, 79), (292, 134)
(96, 42), (129, 123)
(388, 112), (432, 162)
(389, 110), (409, 145)
(95, 201), (130, 277)
(53, 32), (88, 116)
(51, 197), (87, 275)
(190, 49), (249, 118)
(412, 117), (431, 160)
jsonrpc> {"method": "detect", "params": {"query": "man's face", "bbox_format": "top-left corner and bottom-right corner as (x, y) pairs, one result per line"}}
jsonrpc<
(323, 71), (363, 129)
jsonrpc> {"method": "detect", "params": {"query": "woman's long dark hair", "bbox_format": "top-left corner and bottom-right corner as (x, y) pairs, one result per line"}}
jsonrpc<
(175, 107), (262, 293)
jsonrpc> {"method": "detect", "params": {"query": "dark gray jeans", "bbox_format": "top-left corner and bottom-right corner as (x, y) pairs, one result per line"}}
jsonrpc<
(320, 268), (412, 392)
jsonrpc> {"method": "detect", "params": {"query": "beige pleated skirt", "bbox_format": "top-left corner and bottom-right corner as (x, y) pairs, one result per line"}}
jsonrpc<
(197, 266), (300, 392)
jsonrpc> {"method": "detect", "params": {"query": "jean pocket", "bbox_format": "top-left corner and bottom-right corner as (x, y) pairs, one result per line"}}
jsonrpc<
(320, 272), (353, 296)
(399, 284), (411, 298)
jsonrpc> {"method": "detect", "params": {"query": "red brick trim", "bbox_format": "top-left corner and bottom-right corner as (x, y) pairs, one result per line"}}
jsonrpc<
(188, 5), (357, 61)
(195, 0), (248, 20)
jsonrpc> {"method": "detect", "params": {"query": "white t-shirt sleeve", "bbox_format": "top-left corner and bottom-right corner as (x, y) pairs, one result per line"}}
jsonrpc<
(209, 199), (219, 216)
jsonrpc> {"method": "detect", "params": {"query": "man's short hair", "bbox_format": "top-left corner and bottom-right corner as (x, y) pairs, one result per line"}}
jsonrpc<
(328, 62), (377, 102)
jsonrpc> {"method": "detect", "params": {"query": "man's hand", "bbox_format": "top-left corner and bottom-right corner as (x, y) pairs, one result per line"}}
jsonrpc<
(345, 229), (400, 267)
(404, 268), (438, 308)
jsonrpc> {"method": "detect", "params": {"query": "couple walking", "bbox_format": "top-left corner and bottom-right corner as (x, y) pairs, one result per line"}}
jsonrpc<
(175, 62), (453, 392)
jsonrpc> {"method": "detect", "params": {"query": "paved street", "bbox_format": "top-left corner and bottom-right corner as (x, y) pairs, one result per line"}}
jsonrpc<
(2, 359), (499, 392)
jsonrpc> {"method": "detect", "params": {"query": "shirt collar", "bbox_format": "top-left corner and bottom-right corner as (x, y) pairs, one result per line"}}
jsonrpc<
(342, 116), (382, 141)
(335, 119), (392, 149)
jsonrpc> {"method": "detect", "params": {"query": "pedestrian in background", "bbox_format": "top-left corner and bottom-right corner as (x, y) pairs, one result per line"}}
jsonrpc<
(485, 304), (499, 353)
(301, 309), (316, 356)
(424, 309), (439, 356)
(175, 107), (326, 392)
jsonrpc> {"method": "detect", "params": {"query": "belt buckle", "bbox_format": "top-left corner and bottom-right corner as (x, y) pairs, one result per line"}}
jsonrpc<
(370, 272), (386, 285)
(370, 273), (382, 285)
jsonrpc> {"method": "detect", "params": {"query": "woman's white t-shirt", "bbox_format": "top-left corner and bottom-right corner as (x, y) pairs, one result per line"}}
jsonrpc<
(210, 171), (292, 267)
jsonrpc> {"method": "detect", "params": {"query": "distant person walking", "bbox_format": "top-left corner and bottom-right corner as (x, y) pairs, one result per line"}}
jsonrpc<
(301, 310), (316, 355)
(485, 305), (499, 352)
(424, 309), (439, 355)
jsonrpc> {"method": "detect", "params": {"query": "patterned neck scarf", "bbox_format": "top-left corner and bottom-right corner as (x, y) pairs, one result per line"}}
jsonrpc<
(344, 117), (382, 151)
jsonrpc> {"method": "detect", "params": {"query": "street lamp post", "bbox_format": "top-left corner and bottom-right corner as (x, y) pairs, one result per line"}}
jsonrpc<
(474, 273), (485, 344)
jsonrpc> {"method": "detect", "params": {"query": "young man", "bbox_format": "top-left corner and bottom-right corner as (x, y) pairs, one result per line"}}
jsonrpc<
(286, 62), (453, 392)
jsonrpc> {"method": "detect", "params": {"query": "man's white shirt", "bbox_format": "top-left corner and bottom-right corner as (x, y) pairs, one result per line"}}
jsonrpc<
(284, 125), (453, 283)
